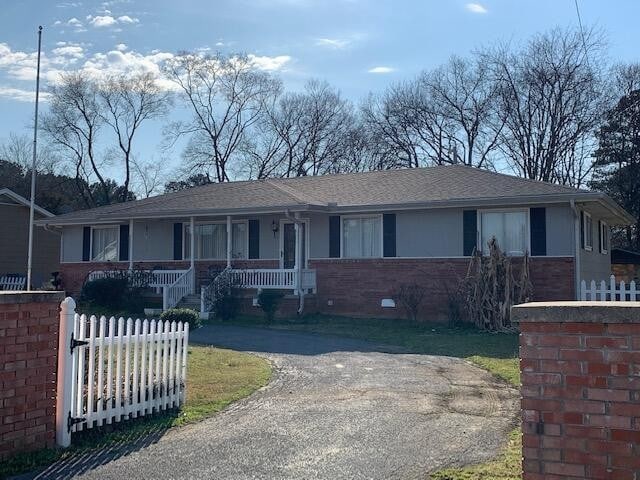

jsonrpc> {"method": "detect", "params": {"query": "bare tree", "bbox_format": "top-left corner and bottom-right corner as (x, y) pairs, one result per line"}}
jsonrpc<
(485, 27), (607, 187)
(99, 73), (172, 201)
(131, 156), (168, 198)
(0, 133), (61, 174)
(164, 52), (282, 182)
(41, 72), (106, 206)
(419, 55), (503, 168)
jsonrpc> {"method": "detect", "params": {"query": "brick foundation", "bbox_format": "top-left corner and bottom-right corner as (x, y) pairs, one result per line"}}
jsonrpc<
(613, 264), (639, 283)
(0, 291), (65, 461)
(61, 257), (575, 321)
(514, 302), (640, 480)
(310, 257), (575, 320)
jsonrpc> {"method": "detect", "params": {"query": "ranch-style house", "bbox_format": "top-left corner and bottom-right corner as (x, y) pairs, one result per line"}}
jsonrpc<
(37, 165), (634, 319)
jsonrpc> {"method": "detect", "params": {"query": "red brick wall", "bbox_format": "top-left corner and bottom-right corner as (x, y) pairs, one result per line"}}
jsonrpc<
(310, 257), (575, 321)
(515, 303), (640, 480)
(0, 291), (65, 461)
(613, 264), (639, 283)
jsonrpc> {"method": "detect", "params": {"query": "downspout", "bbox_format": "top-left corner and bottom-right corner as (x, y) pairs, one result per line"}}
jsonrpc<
(570, 200), (582, 300)
(284, 210), (305, 315)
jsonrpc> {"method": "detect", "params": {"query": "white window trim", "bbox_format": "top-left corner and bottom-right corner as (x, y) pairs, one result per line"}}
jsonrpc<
(477, 208), (530, 256)
(583, 211), (593, 252)
(599, 220), (609, 255)
(279, 218), (310, 269)
(90, 225), (120, 262)
(183, 220), (249, 260)
(339, 214), (384, 259)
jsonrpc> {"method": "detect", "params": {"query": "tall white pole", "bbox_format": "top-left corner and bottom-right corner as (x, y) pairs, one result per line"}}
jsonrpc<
(26, 26), (43, 291)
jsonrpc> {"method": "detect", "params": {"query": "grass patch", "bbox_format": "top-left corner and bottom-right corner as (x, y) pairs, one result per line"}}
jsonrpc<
(1, 345), (270, 480)
(217, 314), (522, 480)
(430, 429), (522, 480)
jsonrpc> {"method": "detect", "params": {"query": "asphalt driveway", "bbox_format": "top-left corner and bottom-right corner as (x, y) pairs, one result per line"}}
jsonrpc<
(31, 324), (519, 480)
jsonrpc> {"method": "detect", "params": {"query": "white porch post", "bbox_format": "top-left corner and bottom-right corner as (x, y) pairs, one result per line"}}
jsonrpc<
(190, 217), (195, 293)
(128, 219), (134, 270)
(226, 215), (232, 268)
(294, 212), (301, 295)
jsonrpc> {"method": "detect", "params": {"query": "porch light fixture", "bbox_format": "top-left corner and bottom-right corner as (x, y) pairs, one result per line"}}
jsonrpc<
(271, 220), (279, 237)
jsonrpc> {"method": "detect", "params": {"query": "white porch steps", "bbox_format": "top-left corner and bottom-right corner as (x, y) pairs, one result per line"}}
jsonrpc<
(177, 294), (201, 311)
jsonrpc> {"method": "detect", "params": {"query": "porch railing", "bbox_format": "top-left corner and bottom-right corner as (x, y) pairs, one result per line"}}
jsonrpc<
(229, 268), (316, 292)
(87, 269), (187, 289)
(163, 268), (194, 310)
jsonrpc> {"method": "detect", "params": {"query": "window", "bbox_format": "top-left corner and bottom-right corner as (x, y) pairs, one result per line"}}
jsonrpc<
(184, 222), (248, 260)
(342, 216), (381, 258)
(599, 221), (609, 254)
(480, 210), (528, 256)
(583, 212), (593, 251)
(91, 226), (118, 261)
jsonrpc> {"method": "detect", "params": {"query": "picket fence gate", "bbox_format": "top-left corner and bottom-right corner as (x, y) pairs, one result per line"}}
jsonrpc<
(580, 275), (639, 301)
(56, 297), (190, 447)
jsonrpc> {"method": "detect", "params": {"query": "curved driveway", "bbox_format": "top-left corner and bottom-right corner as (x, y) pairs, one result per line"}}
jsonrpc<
(33, 324), (518, 480)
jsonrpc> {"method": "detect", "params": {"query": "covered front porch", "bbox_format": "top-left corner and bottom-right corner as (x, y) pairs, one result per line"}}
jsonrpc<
(85, 212), (317, 312)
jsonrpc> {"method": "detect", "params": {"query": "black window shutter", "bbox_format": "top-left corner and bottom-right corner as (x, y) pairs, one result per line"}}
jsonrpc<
(248, 219), (260, 259)
(580, 211), (585, 249)
(173, 222), (183, 260)
(529, 208), (547, 256)
(463, 210), (477, 256)
(329, 216), (340, 258)
(598, 220), (602, 253)
(119, 224), (130, 261)
(82, 226), (91, 261)
(383, 213), (396, 257)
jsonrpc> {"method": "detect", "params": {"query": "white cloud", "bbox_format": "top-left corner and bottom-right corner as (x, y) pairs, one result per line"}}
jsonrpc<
(89, 15), (117, 27)
(368, 66), (395, 74)
(247, 54), (291, 71)
(52, 45), (85, 59)
(0, 86), (51, 102)
(67, 17), (83, 27)
(115, 43), (128, 51)
(56, 2), (82, 7)
(117, 15), (139, 24)
(465, 3), (488, 14)
(315, 38), (350, 49)
(53, 20), (62, 26)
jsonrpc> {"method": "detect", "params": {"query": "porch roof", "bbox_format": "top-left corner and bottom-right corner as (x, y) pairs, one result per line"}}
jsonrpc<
(37, 165), (634, 226)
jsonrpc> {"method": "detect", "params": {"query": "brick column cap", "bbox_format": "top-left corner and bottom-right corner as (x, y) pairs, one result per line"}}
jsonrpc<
(0, 291), (66, 304)
(512, 301), (640, 324)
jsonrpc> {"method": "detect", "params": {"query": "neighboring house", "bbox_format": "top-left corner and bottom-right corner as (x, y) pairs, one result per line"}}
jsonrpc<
(611, 248), (640, 282)
(0, 188), (60, 288)
(37, 166), (633, 319)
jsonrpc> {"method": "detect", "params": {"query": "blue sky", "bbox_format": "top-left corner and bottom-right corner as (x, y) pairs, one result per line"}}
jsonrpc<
(1, 0), (640, 180)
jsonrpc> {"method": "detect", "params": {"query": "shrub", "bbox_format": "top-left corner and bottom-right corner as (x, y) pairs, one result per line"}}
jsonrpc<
(394, 283), (425, 322)
(160, 308), (201, 329)
(81, 277), (129, 309)
(257, 290), (285, 323)
(202, 269), (244, 321)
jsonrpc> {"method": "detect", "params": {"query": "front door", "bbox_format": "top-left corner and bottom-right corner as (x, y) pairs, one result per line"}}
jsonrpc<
(281, 222), (306, 269)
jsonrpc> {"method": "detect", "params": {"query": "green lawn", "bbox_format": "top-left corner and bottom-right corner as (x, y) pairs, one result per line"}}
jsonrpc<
(0, 345), (271, 480)
(219, 314), (522, 480)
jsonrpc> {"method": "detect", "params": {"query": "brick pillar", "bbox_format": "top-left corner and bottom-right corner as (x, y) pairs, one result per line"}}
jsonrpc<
(513, 301), (640, 480)
(0, 291), (65, 461)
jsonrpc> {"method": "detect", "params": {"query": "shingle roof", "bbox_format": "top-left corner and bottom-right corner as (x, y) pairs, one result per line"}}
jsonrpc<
(39, 165), (632, 225)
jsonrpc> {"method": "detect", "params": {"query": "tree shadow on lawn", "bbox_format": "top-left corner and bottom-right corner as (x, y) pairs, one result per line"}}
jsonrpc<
(195, 315), (520, 360)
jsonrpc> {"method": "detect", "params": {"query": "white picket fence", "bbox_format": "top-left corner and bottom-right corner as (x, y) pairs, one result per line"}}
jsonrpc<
(56, 297), (190, 447)
(580, 275), (639, 301)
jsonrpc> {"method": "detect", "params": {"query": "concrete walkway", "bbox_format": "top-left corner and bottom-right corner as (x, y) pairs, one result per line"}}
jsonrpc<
(29, 324), (519, 480)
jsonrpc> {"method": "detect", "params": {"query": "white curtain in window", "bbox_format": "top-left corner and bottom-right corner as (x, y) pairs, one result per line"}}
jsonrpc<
(232, 223), (247, 259)
(343, 217), (381, 258)
(481, 211), (527, 255)
(92, 227), (118, 261)
(185, 224), (226, 259)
